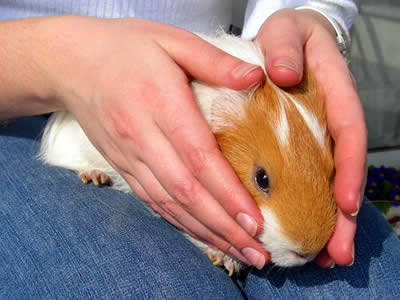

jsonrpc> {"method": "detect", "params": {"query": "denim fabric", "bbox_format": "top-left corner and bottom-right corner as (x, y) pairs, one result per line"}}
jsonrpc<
(239, 200), (400, 299)
(1, 116), (400, 299)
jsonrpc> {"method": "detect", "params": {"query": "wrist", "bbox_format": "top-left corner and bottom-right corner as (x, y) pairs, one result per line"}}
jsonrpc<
(295, 7), (351, 62)
(32, 15), (123, 114)
(0, 17), (63, 119)
(32, 15), (90, 113)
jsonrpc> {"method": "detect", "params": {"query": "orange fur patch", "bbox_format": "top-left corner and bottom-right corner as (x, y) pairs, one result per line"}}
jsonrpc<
(215, 71), (336, 255)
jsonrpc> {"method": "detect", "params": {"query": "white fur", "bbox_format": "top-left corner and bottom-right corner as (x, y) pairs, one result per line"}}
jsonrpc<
(192, 83), (249, 131)
(259, 209), (316, 267)
(285, 93), (326, 149)
(193, 33), (265, 131)
(198, 33), (265, 72)
(272, 87), (290, 148)
(39, 111), (109, 172)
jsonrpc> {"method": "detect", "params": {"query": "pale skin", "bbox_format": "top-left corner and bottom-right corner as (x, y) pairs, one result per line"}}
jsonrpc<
(0, 8), (366, 269)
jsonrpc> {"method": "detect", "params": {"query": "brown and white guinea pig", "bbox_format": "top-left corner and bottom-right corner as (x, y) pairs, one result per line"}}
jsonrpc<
(39, 33), (336, 274)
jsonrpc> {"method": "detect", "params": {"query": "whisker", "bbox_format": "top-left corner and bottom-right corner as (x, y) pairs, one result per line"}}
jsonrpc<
(234, 265), (255, 300)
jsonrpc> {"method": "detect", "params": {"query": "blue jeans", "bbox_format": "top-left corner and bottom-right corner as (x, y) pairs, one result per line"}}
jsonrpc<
(1, 116), (400, 299)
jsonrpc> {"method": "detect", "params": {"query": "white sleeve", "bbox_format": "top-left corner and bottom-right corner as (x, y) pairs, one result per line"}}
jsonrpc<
(241, 0), (358, 40)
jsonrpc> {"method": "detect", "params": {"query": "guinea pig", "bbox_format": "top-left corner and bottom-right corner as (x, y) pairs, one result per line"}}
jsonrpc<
(39, 33), (336, 275)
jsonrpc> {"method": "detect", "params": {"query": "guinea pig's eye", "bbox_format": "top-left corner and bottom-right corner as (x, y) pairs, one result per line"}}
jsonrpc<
(254, 167), (269, 193)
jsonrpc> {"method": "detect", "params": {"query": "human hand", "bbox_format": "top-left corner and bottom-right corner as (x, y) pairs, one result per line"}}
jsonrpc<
(35, 16), (268, 268)
(256, 8), (367, 266)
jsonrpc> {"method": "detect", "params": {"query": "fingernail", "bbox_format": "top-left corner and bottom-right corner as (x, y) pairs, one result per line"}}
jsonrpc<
(232, 63), (260, 79)
(229, 247), (249, 264)
(350, 194), (361, 217)
(322, 258), (335, 269)
(236, 213), (257, 237)
(347, 244), (355, 266)
(350, 207), (359, 217)
(242, 248), (266, 270)
(273, 58), (299, 74)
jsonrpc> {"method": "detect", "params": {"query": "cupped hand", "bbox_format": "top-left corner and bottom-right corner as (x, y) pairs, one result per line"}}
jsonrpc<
(256, 9), (367, 266)
(36, 16), (269, 268)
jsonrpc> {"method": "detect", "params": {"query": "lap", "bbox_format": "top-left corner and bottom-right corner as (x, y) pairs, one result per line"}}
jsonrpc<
(1, 117), (400, 299)
(0, 117), (241, 299)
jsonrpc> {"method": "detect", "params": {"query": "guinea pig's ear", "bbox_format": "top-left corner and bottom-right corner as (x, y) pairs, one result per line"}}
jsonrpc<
(214, 123), (248, 167)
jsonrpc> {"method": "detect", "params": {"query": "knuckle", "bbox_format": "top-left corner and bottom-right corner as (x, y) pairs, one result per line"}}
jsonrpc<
(186, 145), (218, 175)
(109, 83), (156, 142)
(265, 9), (297, 29)
(186, 146), (208, 174)
(110, 110), (143, 149)
(129, 183), (150, 202)
(110, 110), (133, 139)
(158, 196), (183, 219)
(148, 202), (161, 215)
(167, 118), (186, 138)
(174, 27), (199, 44)
(171, 178), (195, 210)
(275, 8), (299, 25)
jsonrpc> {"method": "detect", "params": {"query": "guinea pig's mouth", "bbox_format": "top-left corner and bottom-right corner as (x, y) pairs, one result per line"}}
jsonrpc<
(292, 251), (306, 259)
(258, 209), (321, 267)
(268, 250), (317, 268)
(291, 250), (318, 263)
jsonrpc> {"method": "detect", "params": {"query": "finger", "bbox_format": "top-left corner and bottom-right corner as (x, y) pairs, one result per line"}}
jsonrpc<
(153, 75), (263, 237)
(110, 159), (211, 249)
(300, 20), (367, 216)
(317, 59), (366, 216)
(333, 125), (367, 216)
(100, 99), (255, 265)
(156, 27), (265, 90)
(314, 248), (335, 268)
(126, 172), (183, 225)
(256, 9), (307, 87)
(303, 34), (364, 265)
(87, 44), (268, 267)
(326, 208), (356, 265)
(124, 172), (217, 246)
(97, 122), (213, 245)
(124, 162), (251, 264)
(137, 116), (268, 268)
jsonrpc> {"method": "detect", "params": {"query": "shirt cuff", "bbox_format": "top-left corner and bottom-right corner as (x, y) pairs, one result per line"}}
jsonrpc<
(241, 0), (358, 41)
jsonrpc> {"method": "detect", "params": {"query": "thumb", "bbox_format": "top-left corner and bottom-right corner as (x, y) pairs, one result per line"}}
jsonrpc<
(158, 29), (265, 90)
(256, 9), (307, 87)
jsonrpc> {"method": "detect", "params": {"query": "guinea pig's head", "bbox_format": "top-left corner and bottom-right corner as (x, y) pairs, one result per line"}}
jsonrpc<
(214, 72), (336, 267)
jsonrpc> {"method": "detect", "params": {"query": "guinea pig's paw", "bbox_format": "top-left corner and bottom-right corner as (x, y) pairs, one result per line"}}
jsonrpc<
(79, 170), (111, 186)
(205, 247), (240, 276)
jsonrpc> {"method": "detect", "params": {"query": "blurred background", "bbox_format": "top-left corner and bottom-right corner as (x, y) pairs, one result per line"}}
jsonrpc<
(351, 0), (400, 167)
(232, 0), (400, 167)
